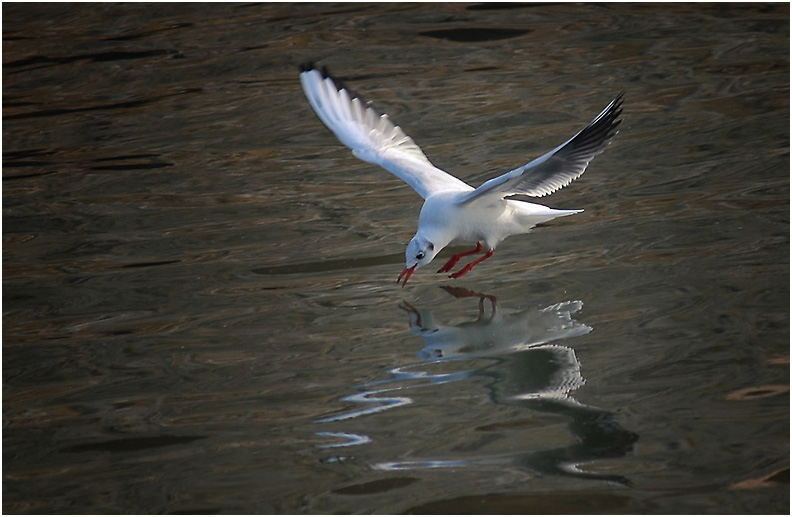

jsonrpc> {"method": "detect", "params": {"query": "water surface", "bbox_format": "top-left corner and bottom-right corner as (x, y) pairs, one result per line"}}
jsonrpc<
(3, 3), (789, 514)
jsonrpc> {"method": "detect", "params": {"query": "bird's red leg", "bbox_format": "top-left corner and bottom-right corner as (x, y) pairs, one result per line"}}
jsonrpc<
(437, 242), (483, 273)
(440, 286), (498, 313)
(449, 249), (494, 279)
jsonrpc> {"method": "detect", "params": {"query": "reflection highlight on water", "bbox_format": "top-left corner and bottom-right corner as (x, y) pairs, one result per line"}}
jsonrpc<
(317, 287), (637, 485)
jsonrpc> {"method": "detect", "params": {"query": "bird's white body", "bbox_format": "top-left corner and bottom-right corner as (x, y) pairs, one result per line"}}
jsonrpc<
(418, 190), (580, 252)
(299, 64), (622, 284)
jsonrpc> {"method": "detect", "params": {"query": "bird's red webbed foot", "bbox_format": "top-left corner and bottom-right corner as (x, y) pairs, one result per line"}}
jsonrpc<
(437, 242), (483, 273)
(448, 249), (494, 279)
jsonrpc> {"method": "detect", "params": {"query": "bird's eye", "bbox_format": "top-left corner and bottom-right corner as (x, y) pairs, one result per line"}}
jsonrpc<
(416, 252), (425, 260)
(428, 243), (434, 251)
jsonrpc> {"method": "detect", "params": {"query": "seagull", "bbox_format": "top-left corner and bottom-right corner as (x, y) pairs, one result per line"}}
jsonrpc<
(299, 63), (623, 286)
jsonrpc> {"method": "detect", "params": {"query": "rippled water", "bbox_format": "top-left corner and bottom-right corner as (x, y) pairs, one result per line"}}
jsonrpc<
(3, 3), (789, 514)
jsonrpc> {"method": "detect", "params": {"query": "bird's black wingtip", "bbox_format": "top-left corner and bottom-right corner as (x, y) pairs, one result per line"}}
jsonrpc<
(299, 63), (355, 98)
(608, 91), (625, 122)
(299, 62), (333, 80)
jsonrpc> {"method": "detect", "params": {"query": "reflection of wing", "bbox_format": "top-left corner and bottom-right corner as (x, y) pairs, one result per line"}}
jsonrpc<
(299, 64), (472, 199)
(509, 344), (586, 404)
(461, 93), (623, 203)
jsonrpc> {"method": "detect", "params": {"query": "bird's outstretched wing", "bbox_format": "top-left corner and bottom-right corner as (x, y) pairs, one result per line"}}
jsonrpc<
(460, 93), (623, 204)
(300, 64), (472, 199)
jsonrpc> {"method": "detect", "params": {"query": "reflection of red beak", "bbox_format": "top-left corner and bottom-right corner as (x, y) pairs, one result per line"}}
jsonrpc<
(397, 265), (416, 287)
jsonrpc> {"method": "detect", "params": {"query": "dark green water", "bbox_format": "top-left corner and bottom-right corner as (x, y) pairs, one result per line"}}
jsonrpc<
(4, 3), (788, 514)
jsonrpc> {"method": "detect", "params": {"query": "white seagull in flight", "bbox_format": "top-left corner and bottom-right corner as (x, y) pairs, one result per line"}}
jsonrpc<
(299, 64), (623, 286)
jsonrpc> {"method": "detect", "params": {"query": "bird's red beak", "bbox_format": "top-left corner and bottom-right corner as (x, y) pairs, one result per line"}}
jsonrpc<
(397, 265), (416, 287)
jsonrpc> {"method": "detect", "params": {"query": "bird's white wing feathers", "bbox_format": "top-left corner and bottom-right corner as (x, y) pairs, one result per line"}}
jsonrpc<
(300, 65), (472, 199)
(460, 93), (624, 204)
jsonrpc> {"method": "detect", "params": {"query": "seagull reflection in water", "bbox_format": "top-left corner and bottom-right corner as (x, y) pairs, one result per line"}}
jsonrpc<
(317, 287), (638, 485)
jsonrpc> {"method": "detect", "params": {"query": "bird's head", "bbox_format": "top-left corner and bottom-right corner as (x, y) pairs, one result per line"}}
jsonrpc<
(398, 235), (440, 286)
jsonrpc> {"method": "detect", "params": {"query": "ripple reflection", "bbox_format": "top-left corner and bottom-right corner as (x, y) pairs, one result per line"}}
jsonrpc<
(317, 287), (638, 484)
